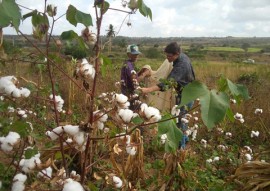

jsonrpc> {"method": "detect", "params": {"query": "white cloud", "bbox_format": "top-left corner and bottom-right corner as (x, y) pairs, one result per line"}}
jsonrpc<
(2, 0), (270, 37)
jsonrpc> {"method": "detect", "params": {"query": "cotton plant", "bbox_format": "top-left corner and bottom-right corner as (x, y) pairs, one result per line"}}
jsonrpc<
(0, 76), (31, 98)
(74, 58), (95, 80)
(0, 131), (20, 152)
(49, 94), (64, 112)
(11, 173), (27, 191)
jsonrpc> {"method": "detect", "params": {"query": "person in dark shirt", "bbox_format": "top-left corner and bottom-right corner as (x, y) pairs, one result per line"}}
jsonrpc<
(121, 44), (143, 110)
(140, 42), (195, 148)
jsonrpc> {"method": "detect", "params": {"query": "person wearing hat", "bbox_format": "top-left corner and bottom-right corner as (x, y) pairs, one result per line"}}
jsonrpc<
(140, 42), (195, 149)
(120, 44), (142, 109)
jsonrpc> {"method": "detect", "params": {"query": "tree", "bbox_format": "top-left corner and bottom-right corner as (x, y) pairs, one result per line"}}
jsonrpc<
(241, 42), (250, 56)
(106, 24), (116, 54)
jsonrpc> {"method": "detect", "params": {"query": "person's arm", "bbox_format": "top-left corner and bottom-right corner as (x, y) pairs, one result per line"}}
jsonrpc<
(140, 85), (160, 94)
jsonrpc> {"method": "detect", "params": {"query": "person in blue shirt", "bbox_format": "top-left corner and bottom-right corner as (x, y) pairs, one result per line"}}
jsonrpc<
(140, 42), (195, 148)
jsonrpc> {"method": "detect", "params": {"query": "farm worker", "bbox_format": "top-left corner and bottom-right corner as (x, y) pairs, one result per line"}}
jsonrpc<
(139, 42), (195, 149)
(120, 44), (142, 110)
(138, 59), (175, 112)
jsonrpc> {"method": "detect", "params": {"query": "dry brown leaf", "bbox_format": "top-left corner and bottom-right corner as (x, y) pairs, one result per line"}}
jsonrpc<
(113, 143), (122, 155)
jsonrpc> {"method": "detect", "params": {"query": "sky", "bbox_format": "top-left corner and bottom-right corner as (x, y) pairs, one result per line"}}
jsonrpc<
(3, 0), (270, 37)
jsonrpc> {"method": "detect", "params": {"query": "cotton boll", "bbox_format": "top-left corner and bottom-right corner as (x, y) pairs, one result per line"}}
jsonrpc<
(160, 134), (167, 144)
(118, 109), (134, 123)
(254, 108), (263, 114)
(113, 176), (123, 188)
(206, 159), (213, 163)
(73, 132), (86, 146)
(12, 173), (27, 191)
(38, 167), (52, 179)
(171, 105), (180, 116)
(144, 106), (161, 122)
(11, 88), (21, 98)
(126, 146), (136, 155)
(97, 121), (104, 130)
(6, 132), (20, 145)
(251, 130), (260, 138)
(213, 156), (220, 162)
(63, 125), (80, 136)
(0, 142), (13, 152)
(20, 87), (31, 97)
(62, 178), (85, 191)
(245, 153), (252, 161)
(114, 93), (128, 104)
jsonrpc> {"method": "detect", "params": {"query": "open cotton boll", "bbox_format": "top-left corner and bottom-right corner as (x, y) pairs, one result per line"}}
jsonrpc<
(5, 132), (20, 145)
(11, 88), (21, 98)
(46, 126), (64, 140)
(245, 153), (252, 161)
(62, 178), (85, 191)
(63, 125), (80, 136)
(97, 121), (104, 130)
(114, 93), (128, 104)
(19, 155), (41, 173)
(171, 105), (180, 116)
(160, 134), (167, 144)
(126, 145), (136, 155)
(12, 173), (27, 191)
(38, 167), (52, 179)
(20, 87), (31, 97)
(251, 130), (260, 138)
(144, 106), (161, 121)
(113, 176), (123, 188)
(254, 108), (263, 114)
(73, 132), (86, 146)
(118, 109), (134, 123)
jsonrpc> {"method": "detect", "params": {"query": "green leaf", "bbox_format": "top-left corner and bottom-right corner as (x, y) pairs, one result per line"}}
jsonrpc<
(0, 5), (11, 27)
(200, 90), (230, 129)
(24, 147), (39, 159)
(180, 80), (209, 107)
(23, 10), (37, 21)
(99, 55), (112, 77)
(66, 5), (93, 27)
(60, 30), (79, 40)
(32, 12), (49, 27)
(132, 116), (144, 125)
(0, 0), (21, 30)
(97, 1), (110, 14)
(10, 121), (31, 138)
(158, 114), (182, 153)
(66, 5), (77, 26)
(226, 107), (235, 122)
(138, 0), (152, 21)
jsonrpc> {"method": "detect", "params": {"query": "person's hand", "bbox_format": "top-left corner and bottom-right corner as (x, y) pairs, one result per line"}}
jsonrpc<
(138, 87), (147, 94)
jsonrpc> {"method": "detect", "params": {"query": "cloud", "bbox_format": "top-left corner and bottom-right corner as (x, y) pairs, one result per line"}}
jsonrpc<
(2, 0), (270, 37)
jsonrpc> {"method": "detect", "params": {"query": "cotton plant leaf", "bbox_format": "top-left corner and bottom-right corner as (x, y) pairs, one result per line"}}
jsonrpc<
(0, 0), (21, 30)
(158, 114), (182, 153)
(200, 90), (230, 129)
(66, 5), (93, 27)
(137, 0), (152, 21)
